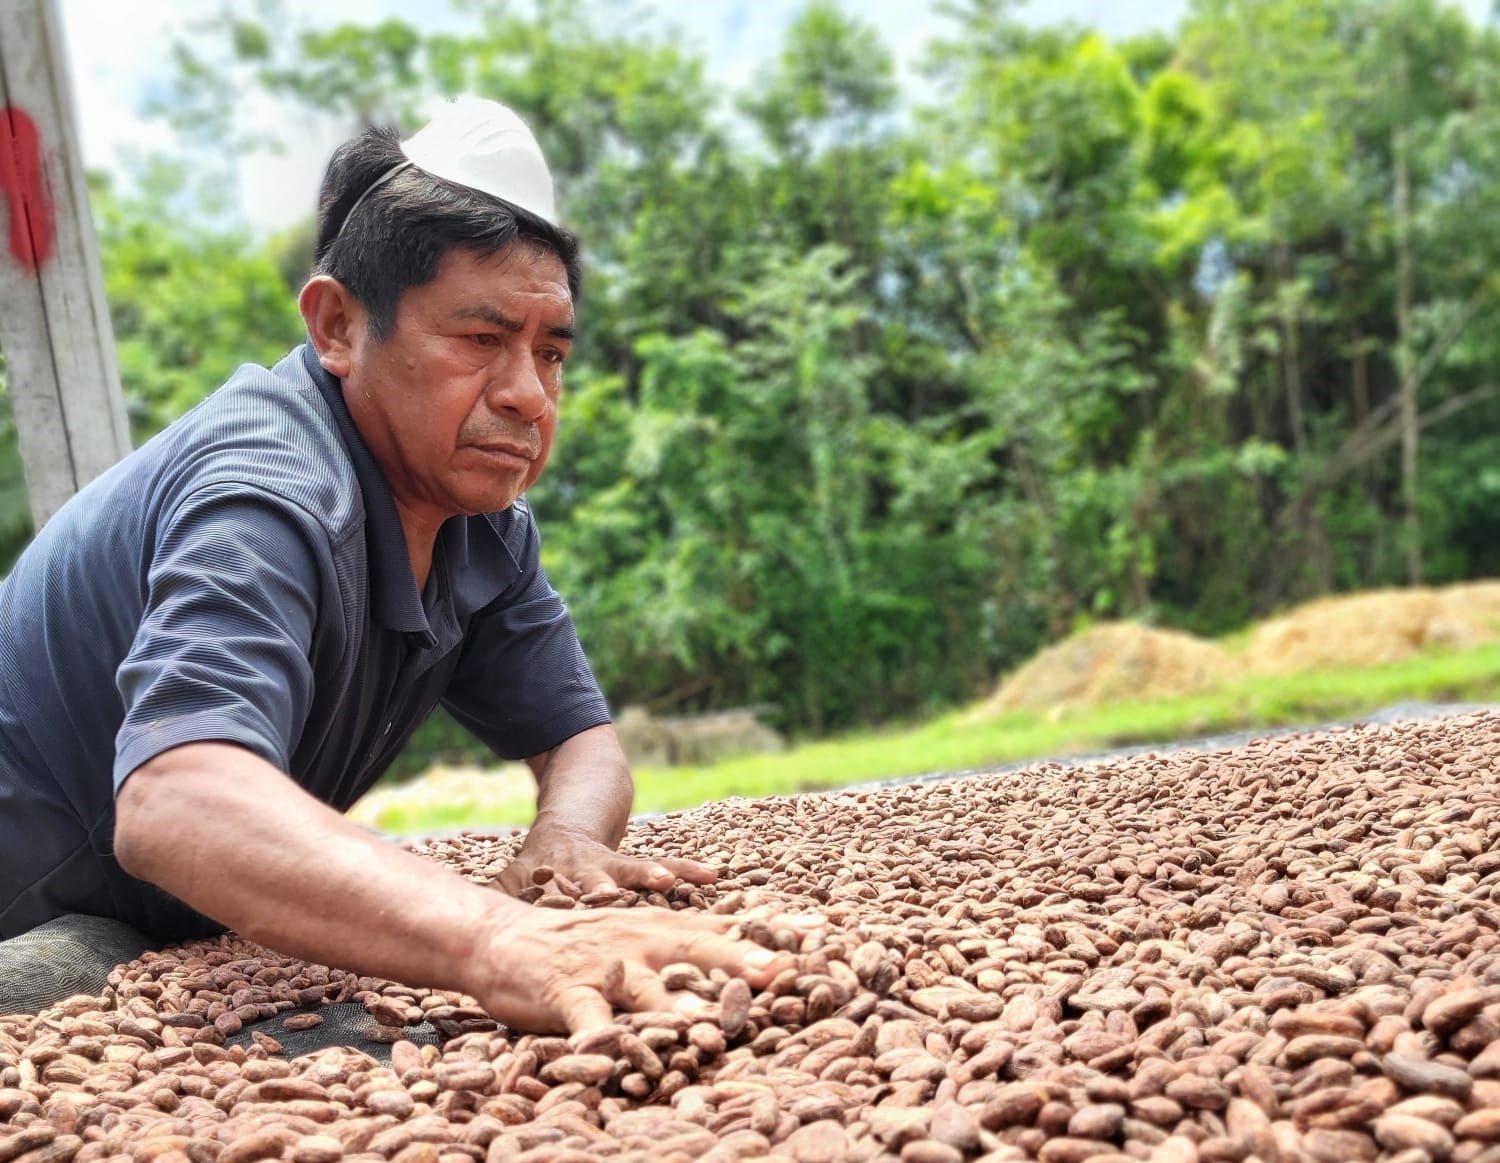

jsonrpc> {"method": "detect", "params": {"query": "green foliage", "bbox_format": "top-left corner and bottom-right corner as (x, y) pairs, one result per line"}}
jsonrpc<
(93, 163), (305, 437)
(0, 352), (33, 572)
(365, 638), (1500, 831)
(8, 0), (1497, 772)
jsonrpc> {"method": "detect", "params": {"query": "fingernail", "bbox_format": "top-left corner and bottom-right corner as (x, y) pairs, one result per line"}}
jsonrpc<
(651, 866), (670, 880)
(745, 949), (777, 968)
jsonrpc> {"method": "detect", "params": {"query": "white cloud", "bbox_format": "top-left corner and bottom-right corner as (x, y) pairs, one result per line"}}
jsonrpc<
(53, 0), (461, 228)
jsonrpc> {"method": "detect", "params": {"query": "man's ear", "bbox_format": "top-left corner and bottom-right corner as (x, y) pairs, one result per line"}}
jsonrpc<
(299, 276), (361, 379)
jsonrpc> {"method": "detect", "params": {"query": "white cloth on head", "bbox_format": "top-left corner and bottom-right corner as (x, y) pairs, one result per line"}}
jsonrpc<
(402, 95), (556, 223)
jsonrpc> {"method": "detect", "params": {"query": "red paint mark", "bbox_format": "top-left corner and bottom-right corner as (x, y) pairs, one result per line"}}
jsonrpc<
(0, 106), (54, 272)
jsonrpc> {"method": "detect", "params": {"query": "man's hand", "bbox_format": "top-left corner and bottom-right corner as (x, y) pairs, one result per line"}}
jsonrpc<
(494, 821), (718, 897)
(117, 741), (820, 1039)
(503, 726), (716, 896)
(471, 904), (818, 1034)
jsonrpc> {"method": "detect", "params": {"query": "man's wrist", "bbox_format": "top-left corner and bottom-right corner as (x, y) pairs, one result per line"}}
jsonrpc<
(457, 886), (535, 1004)
(528, 812), (616, 849)
(528, 728), (634, 849)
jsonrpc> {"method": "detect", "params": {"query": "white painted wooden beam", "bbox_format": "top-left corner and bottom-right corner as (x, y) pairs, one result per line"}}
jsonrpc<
(0, 0), (131, 528)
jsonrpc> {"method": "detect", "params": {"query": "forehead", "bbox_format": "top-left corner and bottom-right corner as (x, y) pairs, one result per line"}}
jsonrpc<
(421, 244), (574, 315)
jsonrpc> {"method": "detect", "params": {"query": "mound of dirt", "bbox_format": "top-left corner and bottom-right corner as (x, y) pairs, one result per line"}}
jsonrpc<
(1245, 580), (1500, 674)
(977, 579), (1500, 718)
(979, 621), (1233, 715)
(1430, 578), (1500, 646)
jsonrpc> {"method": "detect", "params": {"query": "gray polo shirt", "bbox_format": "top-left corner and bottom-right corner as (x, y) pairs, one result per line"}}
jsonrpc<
(0, 344), (610, 940)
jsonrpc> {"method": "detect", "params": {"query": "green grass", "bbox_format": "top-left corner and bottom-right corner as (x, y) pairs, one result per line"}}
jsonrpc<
(372, 798), (534, 836)
(373, 640), (1500, 834)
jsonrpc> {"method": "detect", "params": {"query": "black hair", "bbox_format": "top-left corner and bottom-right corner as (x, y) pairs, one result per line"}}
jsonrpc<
(312, 125), (582, 341)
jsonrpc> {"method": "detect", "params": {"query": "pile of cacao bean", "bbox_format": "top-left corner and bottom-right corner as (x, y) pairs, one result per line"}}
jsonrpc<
(5, 711), (1500, 1163)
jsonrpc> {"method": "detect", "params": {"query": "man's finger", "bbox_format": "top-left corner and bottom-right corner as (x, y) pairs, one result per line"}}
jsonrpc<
(607, 965), (707, 1020)
(554, 983), (615, 1036)
(655, 857), (719, 886)
(493, 862), (531, 896)
(604, 906), (738, 937)
(605, 964), (674, 1015)
(608, 856), (679, 892)
(672, 990), (711, 1020)
(650, 928), (796, 988)
(574, 866), (619, 896)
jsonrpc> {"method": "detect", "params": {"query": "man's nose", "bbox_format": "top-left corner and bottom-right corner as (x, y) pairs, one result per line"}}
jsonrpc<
(487, 357), (549, 422)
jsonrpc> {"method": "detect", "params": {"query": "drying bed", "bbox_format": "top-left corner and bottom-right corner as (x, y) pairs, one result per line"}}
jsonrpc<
(3, 711), (1500, 1163)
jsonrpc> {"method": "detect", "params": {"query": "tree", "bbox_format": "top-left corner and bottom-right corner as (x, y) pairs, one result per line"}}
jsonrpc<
(93, 162), (305, 438)
(54, 0), (1500, 756)
(1177, 0), (1500, 589)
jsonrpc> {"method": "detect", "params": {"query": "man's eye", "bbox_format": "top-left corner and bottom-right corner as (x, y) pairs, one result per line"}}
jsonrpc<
(542, 349), (567, 365)
(469, 333), (500, 347)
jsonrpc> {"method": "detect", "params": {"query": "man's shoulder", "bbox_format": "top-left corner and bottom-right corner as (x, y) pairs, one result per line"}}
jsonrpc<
(152, 347), (364, 539)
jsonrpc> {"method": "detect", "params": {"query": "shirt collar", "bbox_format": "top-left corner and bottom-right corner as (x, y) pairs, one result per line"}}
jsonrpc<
(301, 343), (431, 636)
(299, 343), (522, 632)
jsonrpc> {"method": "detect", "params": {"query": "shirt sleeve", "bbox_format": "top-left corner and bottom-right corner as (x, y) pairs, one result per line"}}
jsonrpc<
(112, 485), (324, 791)
(442, 512), (611, 761)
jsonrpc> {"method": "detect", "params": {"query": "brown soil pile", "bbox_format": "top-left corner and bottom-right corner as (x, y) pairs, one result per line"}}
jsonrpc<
(980, 623), (1234, 716)
(1245, 581), (1500, 674)
(977, 579), (1500, 718)
(8, 712), (1500, 1163)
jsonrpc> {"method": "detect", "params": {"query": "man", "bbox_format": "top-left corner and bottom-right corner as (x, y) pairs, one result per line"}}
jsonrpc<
(0, 97), (804, 1029)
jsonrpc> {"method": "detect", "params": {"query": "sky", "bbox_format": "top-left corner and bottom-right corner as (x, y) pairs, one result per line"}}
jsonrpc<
(52, 0), (1495, 234)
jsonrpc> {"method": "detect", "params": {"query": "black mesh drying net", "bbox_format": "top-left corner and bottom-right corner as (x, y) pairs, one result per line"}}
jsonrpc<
(227, 1003), (443, 1064)
(0, 916), (444, 1065)
(0, 913), (153, 1014)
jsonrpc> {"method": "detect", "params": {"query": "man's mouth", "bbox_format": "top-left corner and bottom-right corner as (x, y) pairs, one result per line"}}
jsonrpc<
(472, 439), (536, 462)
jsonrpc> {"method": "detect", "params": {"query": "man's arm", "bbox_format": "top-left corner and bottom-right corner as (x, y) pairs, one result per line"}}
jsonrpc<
(525, 723), (633, 847)
(441, 511), (714, 893)
(114, 740), (794, 1033)
(116, 741), (505, 991)
(493, 723), (718, 895)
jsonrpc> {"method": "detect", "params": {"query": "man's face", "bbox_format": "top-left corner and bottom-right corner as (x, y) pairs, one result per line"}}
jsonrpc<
(341, 245), (574, 523)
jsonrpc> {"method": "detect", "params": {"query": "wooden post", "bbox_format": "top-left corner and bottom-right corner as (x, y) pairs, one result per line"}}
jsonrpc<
(0, 0), (132, 529)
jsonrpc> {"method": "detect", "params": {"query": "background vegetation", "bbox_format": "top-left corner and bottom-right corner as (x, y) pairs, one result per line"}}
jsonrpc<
(5, 0), (1500, 772)
(353, 638), (1500, 833)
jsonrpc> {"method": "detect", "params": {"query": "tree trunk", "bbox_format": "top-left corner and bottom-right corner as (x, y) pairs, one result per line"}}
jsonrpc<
(1393, 121), (1422, 586)
(1353, 341), (1370, 426)
(1278, 243), (1308, 456)
(1353, 338), (1377, 574)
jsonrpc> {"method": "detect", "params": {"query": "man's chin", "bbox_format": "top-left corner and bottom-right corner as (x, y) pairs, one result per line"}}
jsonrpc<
(454, 490), (525, 517)
(448, 471), (534, 516)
